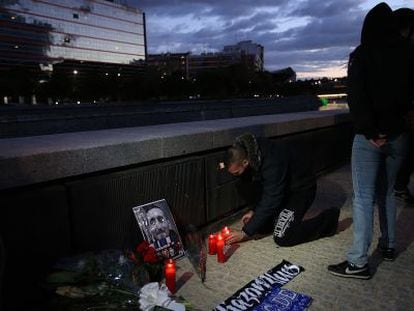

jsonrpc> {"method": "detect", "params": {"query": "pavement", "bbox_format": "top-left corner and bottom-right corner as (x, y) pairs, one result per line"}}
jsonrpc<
(174, 163), (414, 310)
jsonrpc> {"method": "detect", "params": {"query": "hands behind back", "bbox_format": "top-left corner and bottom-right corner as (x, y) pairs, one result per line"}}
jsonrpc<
(370, 134), (387, 148)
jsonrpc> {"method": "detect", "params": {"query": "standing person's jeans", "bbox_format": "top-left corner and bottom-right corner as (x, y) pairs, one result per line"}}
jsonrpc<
(347, 133), (408, 266)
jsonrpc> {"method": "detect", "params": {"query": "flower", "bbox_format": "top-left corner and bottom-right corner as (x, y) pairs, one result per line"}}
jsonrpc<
(143, 247), (158, 264)
(128, 241), (164, 285)
(139, 282), (185, 311)
(136, 241), (150, 254)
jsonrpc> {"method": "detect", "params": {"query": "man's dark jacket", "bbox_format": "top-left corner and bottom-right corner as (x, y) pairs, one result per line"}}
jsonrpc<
(237, 137), (316, 236)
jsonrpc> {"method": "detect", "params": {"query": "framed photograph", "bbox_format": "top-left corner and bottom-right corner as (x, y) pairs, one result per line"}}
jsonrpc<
(133, 199), (185, 260)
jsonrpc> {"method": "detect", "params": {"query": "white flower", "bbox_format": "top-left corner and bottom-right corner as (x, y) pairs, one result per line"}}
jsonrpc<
(139, 282), (185, 311)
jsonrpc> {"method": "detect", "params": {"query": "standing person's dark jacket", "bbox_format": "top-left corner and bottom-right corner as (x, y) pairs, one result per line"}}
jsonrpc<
(237, 137), (316, 236)
(347, 3), (412, 140)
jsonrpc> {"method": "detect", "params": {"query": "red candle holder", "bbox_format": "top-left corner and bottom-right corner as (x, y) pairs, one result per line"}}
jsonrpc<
(216, 234), (226, 263)
(164, 259), (176, 294)
(208, 234), (217, 255)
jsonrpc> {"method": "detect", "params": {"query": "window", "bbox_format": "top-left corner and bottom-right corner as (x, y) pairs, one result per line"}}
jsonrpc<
(73, 13), (79, 19)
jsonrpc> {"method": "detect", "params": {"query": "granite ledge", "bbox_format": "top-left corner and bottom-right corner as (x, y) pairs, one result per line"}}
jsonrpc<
(0, 109), (351, 190)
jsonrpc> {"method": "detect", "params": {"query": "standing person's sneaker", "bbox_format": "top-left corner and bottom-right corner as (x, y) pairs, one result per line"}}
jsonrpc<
(380, 247), (395, 261)
(394, 189), (414, 205)
(328, 261), (371, 279)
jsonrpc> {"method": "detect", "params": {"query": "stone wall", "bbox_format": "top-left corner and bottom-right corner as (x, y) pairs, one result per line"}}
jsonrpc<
(0, 109), (353, 308)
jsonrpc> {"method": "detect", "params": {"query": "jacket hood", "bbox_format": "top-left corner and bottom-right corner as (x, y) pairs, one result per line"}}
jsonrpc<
(393, 8), (414, 41)
(360, 2), (398, 46)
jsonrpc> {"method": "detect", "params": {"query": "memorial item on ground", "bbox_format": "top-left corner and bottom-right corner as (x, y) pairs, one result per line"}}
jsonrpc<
(133, 199), (185, 260)
(213, 260), (312, 311)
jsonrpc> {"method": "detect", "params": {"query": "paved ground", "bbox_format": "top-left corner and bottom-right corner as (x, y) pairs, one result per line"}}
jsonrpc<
(175, 164), (414, 310)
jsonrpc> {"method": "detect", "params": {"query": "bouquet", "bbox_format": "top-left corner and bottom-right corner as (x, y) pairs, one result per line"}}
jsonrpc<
(42, 241), (205, 310)
(128, 241), (164, 286)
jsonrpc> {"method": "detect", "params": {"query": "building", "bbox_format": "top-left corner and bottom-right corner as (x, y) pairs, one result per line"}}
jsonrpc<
(188, 52), (236, 77)
(0, 0), (146, 67)
(186, 40), (264, 77)
(223, 40), (264, 72)
(271, 67), (297, 84)
(0, 0), (146, 103)
(146, 52), (190, 80)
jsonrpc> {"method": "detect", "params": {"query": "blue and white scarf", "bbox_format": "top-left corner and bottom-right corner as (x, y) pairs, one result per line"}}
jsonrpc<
(213, 260), (312, 311)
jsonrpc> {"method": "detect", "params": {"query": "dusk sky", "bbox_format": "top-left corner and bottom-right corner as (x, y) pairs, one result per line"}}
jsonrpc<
(129, 0), (412, 79)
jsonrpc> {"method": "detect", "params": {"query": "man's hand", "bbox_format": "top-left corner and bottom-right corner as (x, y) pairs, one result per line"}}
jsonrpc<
(241, 210), (254, 225)
(225, 229), (248, 244)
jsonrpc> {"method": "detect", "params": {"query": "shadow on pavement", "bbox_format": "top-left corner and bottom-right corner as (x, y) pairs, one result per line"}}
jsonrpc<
(395, 206), (414, 254)
(337, 217), (353, 233)
(369, 206), (414, 275)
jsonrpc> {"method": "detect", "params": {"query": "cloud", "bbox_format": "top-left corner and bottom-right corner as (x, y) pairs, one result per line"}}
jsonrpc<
(127, 0), (412, 78)
(133, 0), (290, 17)
(290, 0), (362, 18)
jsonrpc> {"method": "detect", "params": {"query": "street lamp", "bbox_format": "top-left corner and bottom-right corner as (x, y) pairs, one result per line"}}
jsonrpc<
(72, 70), (78, 102)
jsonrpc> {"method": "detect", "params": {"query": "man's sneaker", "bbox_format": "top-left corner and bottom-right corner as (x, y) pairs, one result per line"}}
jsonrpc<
(394, 189), (414, 205)
(380, 247), (395, 261)
(328, 261), (371, 279)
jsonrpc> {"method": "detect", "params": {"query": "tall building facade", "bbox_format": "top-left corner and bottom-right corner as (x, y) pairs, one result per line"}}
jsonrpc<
(0, 0), (146, 103)
(0, 0), (146, 70)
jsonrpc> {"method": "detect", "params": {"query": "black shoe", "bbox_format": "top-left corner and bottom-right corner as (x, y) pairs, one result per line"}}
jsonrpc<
(380, 247), (395, 261)
(394, 189), (414, 205)
(328, 261), (371, 279)
(320, 208), (341, 237)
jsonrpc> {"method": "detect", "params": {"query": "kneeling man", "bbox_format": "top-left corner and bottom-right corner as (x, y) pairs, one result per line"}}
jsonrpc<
(224, 133), (340, 246)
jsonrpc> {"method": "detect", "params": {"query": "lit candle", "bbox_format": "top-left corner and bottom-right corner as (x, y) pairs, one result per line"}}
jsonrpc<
(221, 226), (230, 239)
(164, 259), (176, 294)
(216, 234), (226, 263)
(208, 234), (217, 255)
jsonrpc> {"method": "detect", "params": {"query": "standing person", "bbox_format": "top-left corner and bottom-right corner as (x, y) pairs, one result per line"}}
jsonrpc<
(394, 127), (414, 205)
(223, 132), (340, 246)
(328, 3), (411, 280)
(393, 8), (414, 205)
(0, 235), (4, 310)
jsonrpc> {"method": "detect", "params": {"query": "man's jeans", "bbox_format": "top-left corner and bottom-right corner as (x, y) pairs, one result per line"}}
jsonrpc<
(347, 133), (408, 266)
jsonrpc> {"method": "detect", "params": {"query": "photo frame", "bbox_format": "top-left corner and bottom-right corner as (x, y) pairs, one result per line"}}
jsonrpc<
(132, 199), (185, 260)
